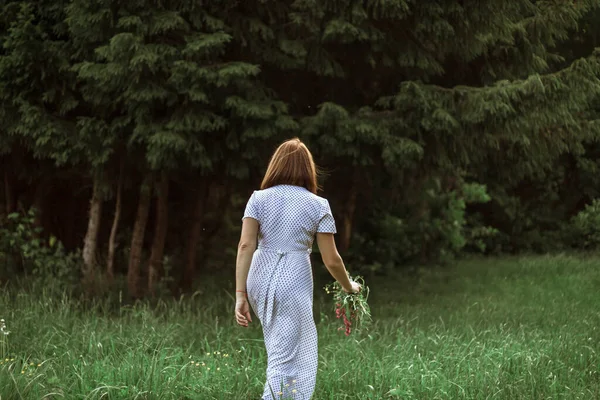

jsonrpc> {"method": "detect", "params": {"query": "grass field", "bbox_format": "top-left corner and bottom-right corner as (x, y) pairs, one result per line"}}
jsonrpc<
(0, 254), (599, 399)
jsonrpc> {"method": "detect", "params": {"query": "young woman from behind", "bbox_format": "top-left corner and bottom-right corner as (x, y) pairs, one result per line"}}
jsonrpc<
(234, 137), (360, 400)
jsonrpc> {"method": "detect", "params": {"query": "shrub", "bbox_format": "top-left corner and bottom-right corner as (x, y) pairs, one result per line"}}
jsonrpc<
(345, 178), (496, 273)
(0, 209), (80, 293)
(569, 199), (600, 250)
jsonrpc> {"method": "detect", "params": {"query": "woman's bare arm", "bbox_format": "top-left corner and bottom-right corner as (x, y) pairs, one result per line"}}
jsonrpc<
(236, 218), (259, 295)
(316, 232), (353, 292)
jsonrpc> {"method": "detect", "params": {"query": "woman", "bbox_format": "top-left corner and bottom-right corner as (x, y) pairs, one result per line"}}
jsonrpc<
(234, 138), (361, 400)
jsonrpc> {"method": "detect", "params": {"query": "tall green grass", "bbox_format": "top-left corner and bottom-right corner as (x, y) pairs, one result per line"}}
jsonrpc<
(0, 254), (599, 399)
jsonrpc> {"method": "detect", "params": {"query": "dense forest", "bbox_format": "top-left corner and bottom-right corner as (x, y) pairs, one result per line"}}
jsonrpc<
(0, 0), (599, 298)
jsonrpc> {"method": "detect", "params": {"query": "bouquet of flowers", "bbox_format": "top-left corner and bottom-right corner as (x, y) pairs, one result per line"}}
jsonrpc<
(324, 274), (372, 336)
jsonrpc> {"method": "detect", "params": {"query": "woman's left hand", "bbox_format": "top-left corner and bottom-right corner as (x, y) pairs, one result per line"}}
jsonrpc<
(235, 297), (253, 327)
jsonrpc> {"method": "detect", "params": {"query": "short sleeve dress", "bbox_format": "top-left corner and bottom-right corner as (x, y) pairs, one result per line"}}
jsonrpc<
(242, 184), (337, 400)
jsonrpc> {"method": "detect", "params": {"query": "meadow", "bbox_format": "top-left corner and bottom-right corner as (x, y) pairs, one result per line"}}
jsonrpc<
(0, 254), (599, 399)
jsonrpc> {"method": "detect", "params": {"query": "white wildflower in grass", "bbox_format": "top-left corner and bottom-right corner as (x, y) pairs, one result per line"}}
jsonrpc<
(0, 318), (9, 359)
(324, 274), (372, 336)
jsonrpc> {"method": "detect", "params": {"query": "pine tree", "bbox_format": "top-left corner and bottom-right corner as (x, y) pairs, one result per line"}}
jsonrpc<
(285, 0), (600, 262)
(2, 0), (600, 289)
(68, 0), (295, 295)
(0, 0), (84, 263)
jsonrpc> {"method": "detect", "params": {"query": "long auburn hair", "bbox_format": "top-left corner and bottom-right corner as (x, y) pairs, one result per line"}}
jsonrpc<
(260, 138), (319, 194)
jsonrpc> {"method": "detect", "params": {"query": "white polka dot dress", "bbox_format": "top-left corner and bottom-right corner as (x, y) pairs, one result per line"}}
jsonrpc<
(242, 184), (337, 400)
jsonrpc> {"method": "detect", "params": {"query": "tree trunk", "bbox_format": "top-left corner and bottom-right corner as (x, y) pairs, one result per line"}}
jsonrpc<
(127, 174), (153, 299)
(182, 181), (210, 290)
(147, 171), (169, 296)
(82, 177), (103, 283)
(107, 159), (124, 283)
(339, 169), (359, 253)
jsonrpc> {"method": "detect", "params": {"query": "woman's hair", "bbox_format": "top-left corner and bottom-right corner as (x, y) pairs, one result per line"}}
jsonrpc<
(260, 138), (319, 194)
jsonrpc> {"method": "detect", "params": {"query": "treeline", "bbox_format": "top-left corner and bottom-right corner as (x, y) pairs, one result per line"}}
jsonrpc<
(1, 1), (600, 297)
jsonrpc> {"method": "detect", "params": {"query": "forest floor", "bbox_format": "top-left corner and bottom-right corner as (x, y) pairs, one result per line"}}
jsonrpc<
(0, 254), (599, 399)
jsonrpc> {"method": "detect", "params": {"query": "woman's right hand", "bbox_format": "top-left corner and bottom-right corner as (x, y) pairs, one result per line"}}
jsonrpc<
(344, 280), (362, 294)
(235, 296), (253, 327)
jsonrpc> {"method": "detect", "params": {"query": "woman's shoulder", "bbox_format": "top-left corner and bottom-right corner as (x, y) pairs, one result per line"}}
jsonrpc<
(305, 192), (333, 213)
(255, 185), (329, 204)
(311, 192), (329, 204)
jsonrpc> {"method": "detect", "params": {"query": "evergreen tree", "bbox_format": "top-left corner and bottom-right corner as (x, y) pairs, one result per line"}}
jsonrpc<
(287, 0), (600, 263)
(1, 0), (600, 291)
(67, 0), (295, 295)
(0, 0), (81, 247)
